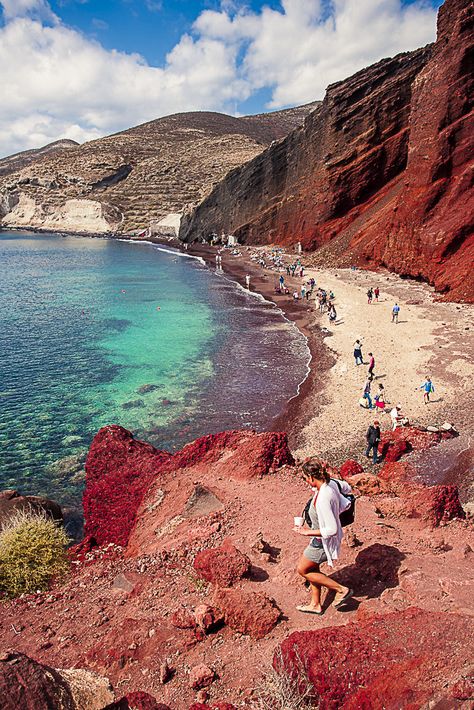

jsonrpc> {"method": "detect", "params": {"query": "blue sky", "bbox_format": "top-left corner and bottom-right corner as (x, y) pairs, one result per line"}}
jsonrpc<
(0, 0), (443, 156)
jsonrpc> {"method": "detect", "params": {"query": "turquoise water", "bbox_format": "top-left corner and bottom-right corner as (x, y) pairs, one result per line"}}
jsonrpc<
(0, 232), (309, 511)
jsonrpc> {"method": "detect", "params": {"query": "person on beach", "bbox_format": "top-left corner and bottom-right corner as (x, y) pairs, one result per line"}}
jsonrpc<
(374, 383), (386, 410)
(365, 420), (381, 464)
(353, 339), (363, 366)
(419, 377), (435, 404)
(294, 459), (354, 615)
(367, 288), (373, 304)
(293, 290), (300, 301)
(392, 303), (400, 323)
(279, 275), (285, 290)
(390, 405), (404, 430)
(245, 274), (250, 289)
(368, 352), (375, 377)
(286, 265), (291, 276)
(362, 377), (374, 409)
(301, 284), (306, 300)
(328, 304), (337, 322)
(374, 287), (380, 302)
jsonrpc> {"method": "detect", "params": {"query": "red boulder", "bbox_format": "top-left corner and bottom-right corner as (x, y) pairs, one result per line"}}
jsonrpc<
(193, 539), (251, 587)
(172, 430), (294, 478)
(278, 608), (474, 709)
(213, 587), (281, 639)
(189, 664), (215, 690)
(0, 652), (75, 710)
(339, 460), (363, 479)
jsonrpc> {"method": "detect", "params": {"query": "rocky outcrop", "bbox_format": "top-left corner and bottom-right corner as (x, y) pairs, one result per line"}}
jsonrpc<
(278, 608), (474, 709)
(181, 0), (473, 302)
(0, 489), (63, 527)
(0, 106), (316, 234)
(82, 426), (293, 551)
(0, 652), (114, 710)
(82, 425), (171, 547)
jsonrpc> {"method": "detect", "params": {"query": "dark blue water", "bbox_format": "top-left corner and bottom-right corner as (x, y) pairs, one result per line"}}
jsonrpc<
(0, 232), (309, 509)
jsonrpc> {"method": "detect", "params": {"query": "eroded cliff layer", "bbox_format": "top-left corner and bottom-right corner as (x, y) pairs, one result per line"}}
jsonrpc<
(181, 0), (473, 302)
(0, 106), (317, 235)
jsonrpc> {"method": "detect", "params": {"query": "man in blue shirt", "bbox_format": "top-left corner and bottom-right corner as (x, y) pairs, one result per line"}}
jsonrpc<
(392, 303), (400, 323)
(420, 377), (435, 404)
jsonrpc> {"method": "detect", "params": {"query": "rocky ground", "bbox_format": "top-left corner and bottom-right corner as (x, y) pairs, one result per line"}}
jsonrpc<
(1, 424), (473, 709)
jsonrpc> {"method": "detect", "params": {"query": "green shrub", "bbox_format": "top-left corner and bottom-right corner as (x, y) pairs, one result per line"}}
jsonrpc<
(0, 508), (70, 598)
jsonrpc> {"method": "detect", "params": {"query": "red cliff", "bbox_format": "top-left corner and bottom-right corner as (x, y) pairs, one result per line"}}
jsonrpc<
(180, 0), (473, 302)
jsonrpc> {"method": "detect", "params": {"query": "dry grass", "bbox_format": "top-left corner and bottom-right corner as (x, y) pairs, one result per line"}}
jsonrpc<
(250, 649), (318, 710)
(0, 508), (70, 598)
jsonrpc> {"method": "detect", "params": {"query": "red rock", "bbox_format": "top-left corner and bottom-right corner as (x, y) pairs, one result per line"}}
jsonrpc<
(346, 473), (383, 496)
(83, 425), (172, 547)
(171, 430), (294, 478)
(171, 607), (197, 630)
(380, 437), (412, 463)
(189, 704), (237, 710)
(193, 604), (223, 632)
(189, 664), (215, 690)
(104, 692), (170, 710)
(82, 427), (293, 550)
(407, 485), (466, 526)
(339, 460), (363, 479)
(278, 608), (474, 709)
(213, 587), (281, 639)
(0, 652), (75, 710)
(193, 539), (251, 587)
(449, 676), (474, 700)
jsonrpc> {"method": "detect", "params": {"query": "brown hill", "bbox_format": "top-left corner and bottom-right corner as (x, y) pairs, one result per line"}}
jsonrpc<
(0, 139), (79, 178)
(0, 105), (318, 235)
(180, 0), (474, 302)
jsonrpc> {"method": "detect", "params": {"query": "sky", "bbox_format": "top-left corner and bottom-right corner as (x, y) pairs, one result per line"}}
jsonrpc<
(0, 0), (443, 157)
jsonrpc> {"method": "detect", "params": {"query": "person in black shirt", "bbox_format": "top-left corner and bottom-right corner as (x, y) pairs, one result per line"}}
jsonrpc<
(365, 420), (381, 464)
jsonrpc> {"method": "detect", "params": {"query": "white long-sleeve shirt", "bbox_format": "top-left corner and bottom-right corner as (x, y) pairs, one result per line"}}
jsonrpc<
(314, 479), (352, 567)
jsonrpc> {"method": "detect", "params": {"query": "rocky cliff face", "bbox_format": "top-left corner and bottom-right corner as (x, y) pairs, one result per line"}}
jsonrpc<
(0, 105), (317, 235)
(181, 0), (473, 302)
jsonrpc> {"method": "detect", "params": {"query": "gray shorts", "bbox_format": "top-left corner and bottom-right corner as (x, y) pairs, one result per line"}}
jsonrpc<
(303, 540), (327, 565)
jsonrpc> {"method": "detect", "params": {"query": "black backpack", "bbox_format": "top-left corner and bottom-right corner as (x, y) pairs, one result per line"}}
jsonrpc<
(302, 479), (355, 528)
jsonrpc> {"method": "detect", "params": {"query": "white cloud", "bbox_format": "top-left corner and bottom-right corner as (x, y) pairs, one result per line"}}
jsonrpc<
(196, 0), (438, 108)
(0, 0), (439, 157)
(1, 0), (57, 21)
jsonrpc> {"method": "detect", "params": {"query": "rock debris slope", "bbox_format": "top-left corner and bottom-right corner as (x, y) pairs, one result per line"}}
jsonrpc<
(181, 0), (474, 302)
(0, 106), (317, 235)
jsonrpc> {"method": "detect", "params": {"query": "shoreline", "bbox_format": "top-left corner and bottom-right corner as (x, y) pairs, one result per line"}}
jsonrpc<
(118, 234), (328, 448)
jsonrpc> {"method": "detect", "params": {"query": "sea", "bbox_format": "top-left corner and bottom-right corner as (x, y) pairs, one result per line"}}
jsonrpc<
(0, 231), (309, 513)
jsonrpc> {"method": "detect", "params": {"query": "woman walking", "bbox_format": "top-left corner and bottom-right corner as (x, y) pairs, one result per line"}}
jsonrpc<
(294, 460), (353, 615)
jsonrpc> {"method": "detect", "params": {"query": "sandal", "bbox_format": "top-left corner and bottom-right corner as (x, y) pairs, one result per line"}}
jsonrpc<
(296, 604), (323, 615)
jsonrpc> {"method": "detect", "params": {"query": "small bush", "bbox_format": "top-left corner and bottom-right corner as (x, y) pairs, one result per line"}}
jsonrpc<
(0, 508), (70, 598)
(251, 650), (318, 710)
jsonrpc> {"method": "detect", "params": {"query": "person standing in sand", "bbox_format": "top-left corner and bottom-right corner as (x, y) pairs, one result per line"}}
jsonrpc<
(362, 377), (374, 409)
(367, 288), (373, 304)
(374, 287), (380, 302)
(353, 339), (363, 366)
(368, 352), (375, 377)
(365, 420), (381, 464)
(392, 303), (400, 323)
(294, 460), (354, 615)
(419, 377), (435, 404)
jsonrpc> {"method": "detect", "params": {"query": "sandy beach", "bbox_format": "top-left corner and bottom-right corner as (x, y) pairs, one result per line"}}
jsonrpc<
(162, 239), (474, 497)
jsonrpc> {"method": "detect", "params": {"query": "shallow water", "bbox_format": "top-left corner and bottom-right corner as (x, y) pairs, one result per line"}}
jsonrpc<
(0, 232), (309, 509)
